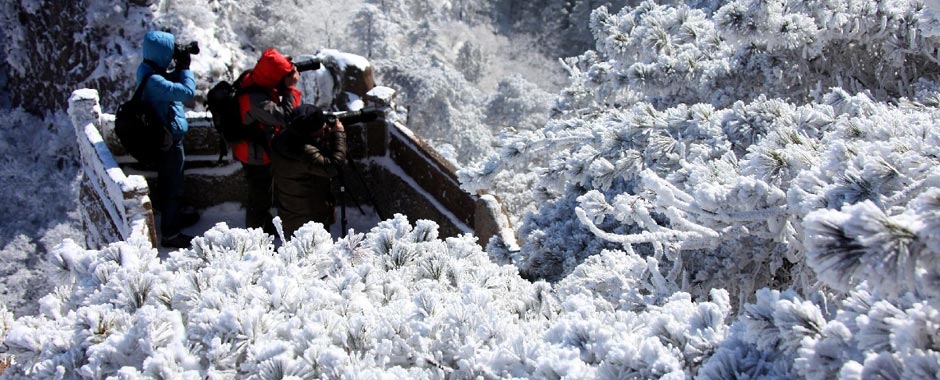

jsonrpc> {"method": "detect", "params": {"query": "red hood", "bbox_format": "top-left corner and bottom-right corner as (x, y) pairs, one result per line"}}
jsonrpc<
(244, 48), (293, 88)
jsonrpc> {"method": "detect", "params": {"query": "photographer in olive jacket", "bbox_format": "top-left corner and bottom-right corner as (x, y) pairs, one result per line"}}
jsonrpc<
(271, 104), (347, 238)
(137, 30), (198, 249)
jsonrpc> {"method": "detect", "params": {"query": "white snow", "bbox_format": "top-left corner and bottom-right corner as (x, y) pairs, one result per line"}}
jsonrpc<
(317, 48), (372, 71)
(367, 86), (396, 103)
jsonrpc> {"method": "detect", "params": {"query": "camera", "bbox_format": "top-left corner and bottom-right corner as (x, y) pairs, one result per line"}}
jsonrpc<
(323, 107), (381, 125)
(292, 57), (321, 72)
(174, 41), (200, 56)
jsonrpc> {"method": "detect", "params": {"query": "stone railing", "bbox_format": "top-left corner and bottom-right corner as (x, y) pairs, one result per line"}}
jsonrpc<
(68, 89), (157, 248)
(347, 119), (514, 246)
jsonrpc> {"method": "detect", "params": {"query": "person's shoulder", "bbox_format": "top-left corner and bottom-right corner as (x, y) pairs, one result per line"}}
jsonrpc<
(244, 88), (272, 100)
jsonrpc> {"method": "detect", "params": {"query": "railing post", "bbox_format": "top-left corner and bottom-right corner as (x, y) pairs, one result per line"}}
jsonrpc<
(474, 194), (519, 249)
(68, 89), (101, 133)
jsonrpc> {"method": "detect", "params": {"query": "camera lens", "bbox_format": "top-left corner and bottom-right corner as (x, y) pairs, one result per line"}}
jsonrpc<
(176, 41), (199, 55)
(185, 41), (200, 55)
(294, 58), (321, 72)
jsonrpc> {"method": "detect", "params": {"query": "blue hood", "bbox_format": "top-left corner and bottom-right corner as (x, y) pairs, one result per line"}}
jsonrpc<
(142, 31), (174, 69)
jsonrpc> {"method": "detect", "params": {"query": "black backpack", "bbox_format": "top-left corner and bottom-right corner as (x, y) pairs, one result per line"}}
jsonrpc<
(206, 70), (253, 160)
(114, 73), (172, 168)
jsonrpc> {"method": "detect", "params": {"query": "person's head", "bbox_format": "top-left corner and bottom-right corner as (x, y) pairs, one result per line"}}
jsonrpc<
(250, 48), (296, 89)
(142, 31), (175, 70)
(289, 104), (327, 135)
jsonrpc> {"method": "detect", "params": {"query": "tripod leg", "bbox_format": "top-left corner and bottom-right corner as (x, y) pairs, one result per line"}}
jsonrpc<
(346, 159), (386, 220)
(340, 181), (348, 237)
(337, 167), (366, 214)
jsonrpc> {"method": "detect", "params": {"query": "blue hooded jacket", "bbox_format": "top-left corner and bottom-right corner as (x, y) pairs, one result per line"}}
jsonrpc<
(136, 31), (195, 142)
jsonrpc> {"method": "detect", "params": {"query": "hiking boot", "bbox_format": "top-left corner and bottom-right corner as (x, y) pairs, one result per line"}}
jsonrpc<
(161, 233), (194, 249)
(180, 210), (200, 229)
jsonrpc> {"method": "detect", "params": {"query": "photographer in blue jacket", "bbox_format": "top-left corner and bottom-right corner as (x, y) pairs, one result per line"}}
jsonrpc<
(136, 30), (198, 248)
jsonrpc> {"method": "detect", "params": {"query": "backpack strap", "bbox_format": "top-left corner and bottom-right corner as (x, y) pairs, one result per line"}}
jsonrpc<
(133, 71), (174, 141)
(235, 76), (271, 142)
(132, 72), (155, 102)
(135, 58), (164, 100)
(233, 69), (252, 89)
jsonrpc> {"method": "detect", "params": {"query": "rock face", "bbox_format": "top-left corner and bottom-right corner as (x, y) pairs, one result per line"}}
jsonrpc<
(2, 1), (154, 113)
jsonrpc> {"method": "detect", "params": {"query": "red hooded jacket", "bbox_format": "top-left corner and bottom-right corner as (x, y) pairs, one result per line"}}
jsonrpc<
(233, 48), (302, 165)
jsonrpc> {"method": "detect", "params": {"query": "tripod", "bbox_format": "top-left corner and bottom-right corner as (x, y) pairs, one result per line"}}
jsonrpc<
(336, 159), (386, 237)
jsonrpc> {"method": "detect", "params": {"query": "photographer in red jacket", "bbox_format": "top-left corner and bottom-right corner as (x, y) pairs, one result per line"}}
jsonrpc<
(234, 48), (301, 234)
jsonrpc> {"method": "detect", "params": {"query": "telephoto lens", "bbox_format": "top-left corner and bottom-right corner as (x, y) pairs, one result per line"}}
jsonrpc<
(293, 57), (321, 72)
(175, 41), (200, 55)
(323, 107), (381, 125)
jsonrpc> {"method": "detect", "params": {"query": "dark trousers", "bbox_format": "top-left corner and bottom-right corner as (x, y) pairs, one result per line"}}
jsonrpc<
(158, 141), (185, 237)
(242, 163), (275, 234)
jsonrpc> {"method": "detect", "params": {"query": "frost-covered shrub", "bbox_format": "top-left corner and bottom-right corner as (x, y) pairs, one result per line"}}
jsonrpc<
(0, 218), (744, 379)
(464, 84), (940, 303)
(0, 109), (81, 316)
(461, 1), (940, 377)
(698, 284), (940, 380)
(576, 0), (940, 111)
(462, 0), (940, 299)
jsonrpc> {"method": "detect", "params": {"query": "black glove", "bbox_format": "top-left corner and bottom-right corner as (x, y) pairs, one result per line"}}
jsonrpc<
(174, 52), (191, 70)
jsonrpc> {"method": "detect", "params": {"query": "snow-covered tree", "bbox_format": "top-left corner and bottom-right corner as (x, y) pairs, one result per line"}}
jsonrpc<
(455, 41), (486, 83)
(379, 55), (494, 164)
(347, 4), (402, 59)
(459, 1), (940, 377)
(461, 0), (940, 302)
(493, 0), (638, 57)
(229, 0), (352, 55)
(449, 0), (495, 25)
(484, 74), (554, 132)
(575, 0), (940, 111)
(342, 0), (562, 165)
(0, 110), (80, 316)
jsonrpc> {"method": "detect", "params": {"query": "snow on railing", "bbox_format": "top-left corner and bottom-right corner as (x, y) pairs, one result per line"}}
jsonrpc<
(68, 89), (157, 248)
(381, 120), (515, 247)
